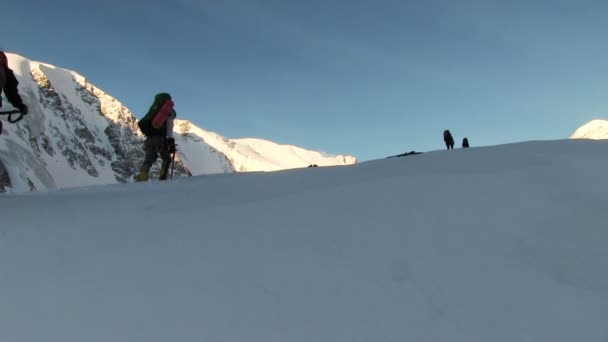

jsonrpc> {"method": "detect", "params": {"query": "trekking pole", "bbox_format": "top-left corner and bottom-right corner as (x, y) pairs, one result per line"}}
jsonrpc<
(170, 147), (177, 180)
(0, 110), (26, 123)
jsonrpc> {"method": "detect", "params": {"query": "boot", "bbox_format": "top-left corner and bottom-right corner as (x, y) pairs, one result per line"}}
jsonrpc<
(159, 161), (170, 180)
(135, 170), (149, 182)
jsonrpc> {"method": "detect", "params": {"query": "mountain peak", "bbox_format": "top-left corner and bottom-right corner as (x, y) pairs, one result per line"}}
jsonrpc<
(571, 119), (608, 140)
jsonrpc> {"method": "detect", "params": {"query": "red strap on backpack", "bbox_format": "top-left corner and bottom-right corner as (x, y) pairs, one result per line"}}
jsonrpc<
(151, 99), (174, 129)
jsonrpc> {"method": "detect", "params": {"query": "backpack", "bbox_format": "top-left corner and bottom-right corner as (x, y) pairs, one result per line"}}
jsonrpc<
(138, 93), (174, 136)
(0, 67), (6, 90)
(0, 52), (7, 89)
(443, 130), (454, 142)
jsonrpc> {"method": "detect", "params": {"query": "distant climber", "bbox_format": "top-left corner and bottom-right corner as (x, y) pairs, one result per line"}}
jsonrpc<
(462, 137), (470, 148)
(136, 93), (177, 181)
(308, 164), (318, 168)
(0, 51), (28, 134)
(443, 130), (454, 150)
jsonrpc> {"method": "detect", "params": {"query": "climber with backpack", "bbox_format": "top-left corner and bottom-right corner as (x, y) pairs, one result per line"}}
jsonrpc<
(443, 129), (455, 150)
(462, 137), (470, 148)
(0, 51), (29, 135)
(135, 93), (177, 181)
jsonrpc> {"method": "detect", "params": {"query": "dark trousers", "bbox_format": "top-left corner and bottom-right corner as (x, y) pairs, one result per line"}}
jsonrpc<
(140, 136), (171, 177)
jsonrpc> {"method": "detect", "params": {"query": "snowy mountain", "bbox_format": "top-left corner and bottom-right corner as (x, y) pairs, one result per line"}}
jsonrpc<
(173, 120), (356, 173)
(571, 119), (608, 139)
(1, 139), (607, 342)
(0, 53), (356, 193)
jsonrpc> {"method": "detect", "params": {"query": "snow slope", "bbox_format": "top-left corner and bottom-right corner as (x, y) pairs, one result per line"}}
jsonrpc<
(0, 53), (356, 193)
(571, 119), (608, 139)
(1, 139), (607, 342)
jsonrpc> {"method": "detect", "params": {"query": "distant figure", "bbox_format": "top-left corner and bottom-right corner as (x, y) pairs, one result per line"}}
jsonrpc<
(136, 93), (177, 181)
(308, 164), (318, 168)
(443, 130), (454, 150)
(462, 137), (470, 148)
(0, 51), (29, 134)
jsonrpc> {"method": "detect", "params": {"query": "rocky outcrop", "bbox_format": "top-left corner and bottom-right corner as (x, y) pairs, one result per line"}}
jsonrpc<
(0, 160), (11, 192)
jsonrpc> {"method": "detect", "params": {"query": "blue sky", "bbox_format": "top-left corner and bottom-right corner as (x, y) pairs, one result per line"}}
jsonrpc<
(3, 0), (607, 160)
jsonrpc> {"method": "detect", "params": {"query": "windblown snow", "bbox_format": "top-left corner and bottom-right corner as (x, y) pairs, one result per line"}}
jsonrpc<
(1, 139), (607, 342)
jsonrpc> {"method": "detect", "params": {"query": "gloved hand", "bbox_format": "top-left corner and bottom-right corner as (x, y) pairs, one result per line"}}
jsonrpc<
(18, 104), (28, 115)
(166, 137), (176, 154)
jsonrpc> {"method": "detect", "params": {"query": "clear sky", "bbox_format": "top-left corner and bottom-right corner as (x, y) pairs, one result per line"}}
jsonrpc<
(3, 0), (607, 160)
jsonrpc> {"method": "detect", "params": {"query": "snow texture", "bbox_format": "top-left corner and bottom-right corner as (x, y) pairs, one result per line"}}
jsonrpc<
(1, 139), (607, 342)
